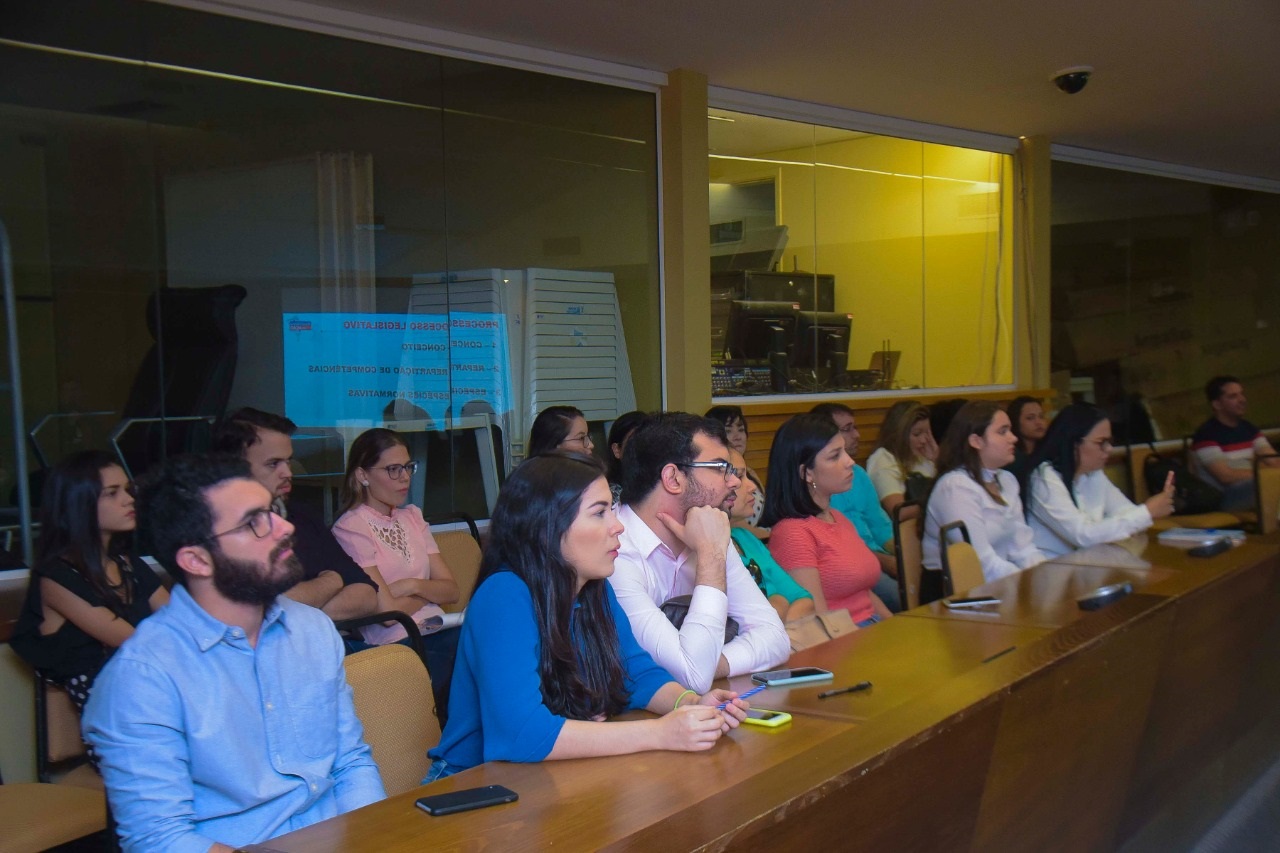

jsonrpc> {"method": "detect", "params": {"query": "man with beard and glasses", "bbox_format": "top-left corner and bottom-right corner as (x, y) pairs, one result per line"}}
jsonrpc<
(609, 413), (788, 693)
(212, 407), (378, 621)
(83, 455), (384, 853)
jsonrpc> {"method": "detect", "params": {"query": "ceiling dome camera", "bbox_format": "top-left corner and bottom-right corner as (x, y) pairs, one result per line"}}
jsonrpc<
(1053, 66), (1093, 94)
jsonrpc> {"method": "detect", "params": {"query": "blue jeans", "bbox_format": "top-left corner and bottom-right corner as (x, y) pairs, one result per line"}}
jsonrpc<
(872, 570), (902, 613)
(856, 613), (884, 629)
(423, 757), (457, 784)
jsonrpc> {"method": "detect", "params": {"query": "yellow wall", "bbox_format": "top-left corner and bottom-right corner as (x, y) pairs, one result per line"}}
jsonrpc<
(708, 133), (1014, 390)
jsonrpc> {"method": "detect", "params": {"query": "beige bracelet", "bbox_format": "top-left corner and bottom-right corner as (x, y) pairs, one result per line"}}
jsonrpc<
(673, 689), (698, 709)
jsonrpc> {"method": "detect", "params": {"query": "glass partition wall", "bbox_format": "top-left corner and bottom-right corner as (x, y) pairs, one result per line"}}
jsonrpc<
(708, 109), (1013, 398)
(1050, 161), (1280, 442)
(0, 0), (660, 556)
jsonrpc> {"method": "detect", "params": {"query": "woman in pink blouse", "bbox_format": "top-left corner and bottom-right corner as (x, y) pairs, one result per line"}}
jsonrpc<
(761, 413), (892, 627)
(333, 428), (460, 723)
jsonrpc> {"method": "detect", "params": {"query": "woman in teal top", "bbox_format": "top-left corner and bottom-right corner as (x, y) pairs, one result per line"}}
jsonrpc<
(727, 448), (814, 622)
(426, 453), (749, 779)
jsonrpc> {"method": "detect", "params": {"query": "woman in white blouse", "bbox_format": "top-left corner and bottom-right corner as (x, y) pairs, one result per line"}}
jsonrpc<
(923, 401), (1045, 591)
(1024, 403), (1175, 559)
(865, 400), (938, 516)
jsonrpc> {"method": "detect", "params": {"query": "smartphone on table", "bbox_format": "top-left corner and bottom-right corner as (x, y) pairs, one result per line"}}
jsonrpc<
(750, 666), (834, 687)
(741, 708), (793, 728)
(942, 596), (1000, 609)
(415, 785), (519, 816)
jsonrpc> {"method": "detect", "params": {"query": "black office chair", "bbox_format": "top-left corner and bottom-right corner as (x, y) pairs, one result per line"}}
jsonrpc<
(112, 284), (247, 479)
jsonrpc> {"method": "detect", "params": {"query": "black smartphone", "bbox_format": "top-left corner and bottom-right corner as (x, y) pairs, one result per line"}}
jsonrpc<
(750, 666), (834, 686)
(943, 596), (1000, 609)
(1187, 538), (1232, 558)
(415, 785), (519, 816)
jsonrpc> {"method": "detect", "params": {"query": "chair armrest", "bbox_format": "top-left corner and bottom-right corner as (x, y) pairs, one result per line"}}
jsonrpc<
(333, 611), (426, 667)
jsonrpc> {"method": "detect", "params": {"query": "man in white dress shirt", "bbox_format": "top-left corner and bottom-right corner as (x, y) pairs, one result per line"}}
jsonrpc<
(608, 413), (790, 693)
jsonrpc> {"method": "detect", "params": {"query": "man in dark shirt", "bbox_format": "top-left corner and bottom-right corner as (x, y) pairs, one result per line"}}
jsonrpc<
(1190, 376), (1280, 511)
(213, 408), (378, 620)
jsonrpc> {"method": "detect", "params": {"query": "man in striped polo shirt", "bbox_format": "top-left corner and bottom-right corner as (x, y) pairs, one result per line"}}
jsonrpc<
(1191, 376), (1280, 511)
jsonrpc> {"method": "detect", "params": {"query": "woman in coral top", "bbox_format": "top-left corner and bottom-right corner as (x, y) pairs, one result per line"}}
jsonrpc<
(761, 413), (892, 627)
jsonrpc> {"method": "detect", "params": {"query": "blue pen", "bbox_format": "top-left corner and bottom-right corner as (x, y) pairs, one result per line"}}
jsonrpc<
(717, 683), (765, 710)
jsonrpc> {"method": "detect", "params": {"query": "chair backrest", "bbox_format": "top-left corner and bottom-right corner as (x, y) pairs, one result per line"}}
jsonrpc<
(344, 644), (439, 797)
(938, 520), (986, 596)
(1127, 444), (1156, 502)
(892, 501), (923, 610)
(435, 532), (482, 614)
(36, 680), (98, 788)
(1257, 457), (1280, 535)
(0, 782), (107, 853)
(427, 513), (482, 613)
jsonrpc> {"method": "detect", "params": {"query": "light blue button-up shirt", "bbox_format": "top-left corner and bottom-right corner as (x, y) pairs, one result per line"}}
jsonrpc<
(83, 586), (385, 852)
(831, 464), (894, 552)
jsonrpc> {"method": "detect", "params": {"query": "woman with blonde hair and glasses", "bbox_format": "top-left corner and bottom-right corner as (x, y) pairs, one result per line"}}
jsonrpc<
(865, 400), (937, 516)
(333, 427), (460, 724)
(1024, 403), (1175, 559)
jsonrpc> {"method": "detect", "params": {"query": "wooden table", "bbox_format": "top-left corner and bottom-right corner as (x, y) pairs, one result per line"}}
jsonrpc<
(264, 713), (856, 851)
(269, 536), (1280, 852)
(723, 612), (1047, 721)
(903, 561), (1175, 629)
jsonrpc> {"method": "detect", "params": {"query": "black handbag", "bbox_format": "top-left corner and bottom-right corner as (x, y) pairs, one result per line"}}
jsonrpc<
(660, 594), (739, 643)
(1143, 446), (1223, 515)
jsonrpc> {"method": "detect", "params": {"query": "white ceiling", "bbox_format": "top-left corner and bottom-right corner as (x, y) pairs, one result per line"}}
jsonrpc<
(282, 0), (1280, 182)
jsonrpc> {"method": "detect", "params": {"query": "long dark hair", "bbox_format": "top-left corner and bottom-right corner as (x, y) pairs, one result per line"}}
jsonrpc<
(478, 453), (630, 720)
(36, 451), (134, 617)
(933, 400), (1007, 507)
(760, 413), (838, 526)
(606, 410), (651, 485)
(878, 400), (930, 469)
(340, 428), (408, 512)
(1024, 403), (1108, 512)
(704, 405), (746, 437)
(1007, 395), (1041, 447)
(527, 406), (585, 457)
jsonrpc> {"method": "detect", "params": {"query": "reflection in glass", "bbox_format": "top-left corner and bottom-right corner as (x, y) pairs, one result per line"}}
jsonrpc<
(0, 0), (658, 550)
(1050, 161), (1280, 441)
(708, 109), (1012, 398)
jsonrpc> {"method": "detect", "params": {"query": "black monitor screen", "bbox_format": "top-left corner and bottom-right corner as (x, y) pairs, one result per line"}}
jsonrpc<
(792, 310), (852, 370)
(724, 300), (799, 360)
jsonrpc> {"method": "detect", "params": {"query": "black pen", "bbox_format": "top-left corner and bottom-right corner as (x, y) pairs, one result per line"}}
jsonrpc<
(981, 645), (1016, 664)
(818, 680), (872, 699)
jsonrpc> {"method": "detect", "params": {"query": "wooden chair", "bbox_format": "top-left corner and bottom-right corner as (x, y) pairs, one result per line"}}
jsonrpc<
(344, 644), (439, 796)
(1256, 455), (1280, 535)
(938, 520), (986, 597)
(892, 501), (923, 610)
(36, 680), (102, 790)
(427, 513), (482, 613)
(0, 778), (108, 853)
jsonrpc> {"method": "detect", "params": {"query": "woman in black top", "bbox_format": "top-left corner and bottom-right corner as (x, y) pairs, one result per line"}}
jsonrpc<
(11, 451), (168, 711)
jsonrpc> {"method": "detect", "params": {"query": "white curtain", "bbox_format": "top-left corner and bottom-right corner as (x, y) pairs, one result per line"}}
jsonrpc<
(316, 152), (376, 312)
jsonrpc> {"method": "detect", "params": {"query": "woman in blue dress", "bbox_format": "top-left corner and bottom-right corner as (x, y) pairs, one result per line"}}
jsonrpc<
(426, 452), (748, 780)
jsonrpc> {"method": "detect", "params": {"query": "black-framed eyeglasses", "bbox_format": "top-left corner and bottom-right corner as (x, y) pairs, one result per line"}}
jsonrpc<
(1080, 437), (1114, 450)
(560, 434), (594, 450)
(678, 461), (742, 482)
(369, 461), (420, 480)
(210, 508), (276, 541)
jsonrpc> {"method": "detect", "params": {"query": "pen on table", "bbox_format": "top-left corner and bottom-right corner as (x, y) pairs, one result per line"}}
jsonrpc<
(818, 681), (872, 699)
(981, 645), (1016, 664)
(717, 683), (766, 710)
